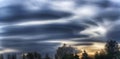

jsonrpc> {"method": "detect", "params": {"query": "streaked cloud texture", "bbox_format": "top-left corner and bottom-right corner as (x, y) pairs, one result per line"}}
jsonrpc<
(0, 0), (120, 55)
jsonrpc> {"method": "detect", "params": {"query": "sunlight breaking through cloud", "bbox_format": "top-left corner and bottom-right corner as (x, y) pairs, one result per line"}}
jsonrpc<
(0, 48), (18, 54)
(80, 19), (114, 38)
(0, 0), (120, 55)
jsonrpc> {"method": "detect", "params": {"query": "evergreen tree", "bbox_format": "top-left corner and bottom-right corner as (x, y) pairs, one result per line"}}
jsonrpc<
(105, 40), (119, 54)
(94, 52), (100, 59)
(22, 54), (26, 59)
(99, 50), (106, 59)
(74, 54), (79, 59)
(0, 54), (3, 59)
(105, 40), (119, 59)
(62, 54), (74, 59)
(81, 50), (89, 59)
(12, 54), (17, 59)
(44, 54), (51, 59)
(27, 53), (34, 59)
(7, 54), (11, 59)
(33, 52), (41, 59)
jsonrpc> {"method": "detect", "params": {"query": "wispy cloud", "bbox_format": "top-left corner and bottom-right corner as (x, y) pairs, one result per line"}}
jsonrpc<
(0, 0), (120, 54)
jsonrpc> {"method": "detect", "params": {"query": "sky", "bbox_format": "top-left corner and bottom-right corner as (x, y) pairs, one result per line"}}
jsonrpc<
(0, 0), (120, 55)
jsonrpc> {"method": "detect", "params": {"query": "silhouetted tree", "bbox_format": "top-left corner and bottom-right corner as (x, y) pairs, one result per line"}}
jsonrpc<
(7, 54), (17, 59)
(22, 54), (26, 59)
(33, 52), (41, 59)
(12, 54), (17, 59)
(94, 52), (100, 59)
(95, 40), (120, 59)
(27, 53), (34, 59)
(105, 40), (119, 54)
(44, 54), (51, 59)
(99, 50), (106, 59)
(74, 54), (79, 59)
(7, 54), (11, 59)
(22, 52), (42, 59)
(0, 54), (3, 59)
(62, 54), (74, 59)
(105, 40), (119, 59)
(81, 50), (90, 59)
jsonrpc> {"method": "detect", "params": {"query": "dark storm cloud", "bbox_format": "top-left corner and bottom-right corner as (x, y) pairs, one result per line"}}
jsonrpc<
(72, 43), (93, 46)
(107, 24), (120, 41)
(76, 0), (110, 8)
(95, 9), (120, 21)
(1, 0), (120, 54)
(1, 23), (88, 42)
(1, 23), (85, 36)
(1, 38), (59, 54)
(72, 38), (105, 43)
(2, 25), (73, 36)
(2, 39), (58, 50)
(0, 5), (72, 23)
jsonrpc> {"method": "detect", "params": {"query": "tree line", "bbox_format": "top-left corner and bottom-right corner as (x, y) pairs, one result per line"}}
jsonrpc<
(0, 52), (51, 59)
(0, 40), (119, 59)
(59, 40), (120, 59)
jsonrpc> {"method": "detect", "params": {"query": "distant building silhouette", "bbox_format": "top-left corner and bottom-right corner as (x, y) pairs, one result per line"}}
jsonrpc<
(55, 44), (76, 59)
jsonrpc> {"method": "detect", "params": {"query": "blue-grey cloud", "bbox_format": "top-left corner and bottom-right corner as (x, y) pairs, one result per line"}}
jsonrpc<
(72, 43), (93, 46)
(1, 38), (60, 55)
(0, 5), (72, 23)
(72, 38), (105, 42)
(76, 0), (110, 8)
(106, 23), (120, 41)
(0, 0), (120, 55)
(95, 9), (120, 21)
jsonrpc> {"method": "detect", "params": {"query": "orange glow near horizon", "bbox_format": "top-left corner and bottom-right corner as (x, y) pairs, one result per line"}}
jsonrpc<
(76, 42), (106, 55)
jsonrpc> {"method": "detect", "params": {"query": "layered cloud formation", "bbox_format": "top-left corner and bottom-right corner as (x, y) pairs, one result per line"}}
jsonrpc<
(0, 0), (120, 54)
